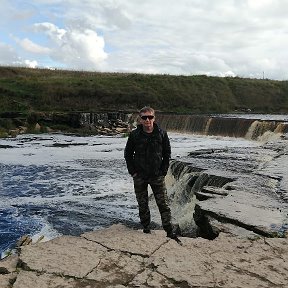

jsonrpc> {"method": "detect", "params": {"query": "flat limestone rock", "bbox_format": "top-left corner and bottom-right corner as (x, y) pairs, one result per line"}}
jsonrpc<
(197, 189), (285, 235)
(130, 269), (175, 288)
(151, 233), (288, 287)
(0, 255), (18, 288)
(4, 224), (288, 288)
(19, 235), (106, 278)
(86, 250), (144, 285)
(258, 151), (288, 201)
(201, 185), (229, 195)
(0, 274), (17, 288)
(13, 271), (99, 288)
(81, 224), (168, 257)
(171, 138), (288, 238)
(0, 254), (18, 274)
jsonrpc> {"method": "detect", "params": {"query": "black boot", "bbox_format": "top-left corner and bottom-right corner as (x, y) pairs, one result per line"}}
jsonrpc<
(143, 227), (151, 234)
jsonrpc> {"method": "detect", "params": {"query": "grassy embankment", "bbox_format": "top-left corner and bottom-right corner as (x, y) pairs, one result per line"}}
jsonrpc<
(0, 66), (288, 136)
(1, 66), (288, 114)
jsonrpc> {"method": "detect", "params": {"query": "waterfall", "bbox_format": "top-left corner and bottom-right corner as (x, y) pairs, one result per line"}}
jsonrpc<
(156, 113), (288, 140)
(165, 160), (234, 236)
(204, 118), (212, 135)
(79, 112), (130, 127)
(207, 117), (255, 137)
(156, 114), (210, 134)
(165, 162), (200, 236)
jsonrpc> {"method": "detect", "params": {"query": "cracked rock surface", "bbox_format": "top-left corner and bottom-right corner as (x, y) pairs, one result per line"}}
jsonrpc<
(1, 224), (287, 288)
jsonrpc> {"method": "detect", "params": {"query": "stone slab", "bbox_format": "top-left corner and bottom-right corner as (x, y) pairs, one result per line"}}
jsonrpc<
(19, 235), (106, 278)
(0, 273), (17, 288)
(151, 233), (288, 287)
(0, 254), (18, 274)
(13, 271), (99, 288)
(81, 224), (168, 257)
(198, 188), (286, 235)
(86, 250), (144, 285)
(4, 224), (288, 288)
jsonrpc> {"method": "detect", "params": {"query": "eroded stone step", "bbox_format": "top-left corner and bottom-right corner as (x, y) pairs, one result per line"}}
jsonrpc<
(195, 191), (225, 201)
(201, 186), (229, 196)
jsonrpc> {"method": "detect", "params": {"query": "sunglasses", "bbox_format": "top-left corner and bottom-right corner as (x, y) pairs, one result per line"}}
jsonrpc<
(140, 115), (154, 120)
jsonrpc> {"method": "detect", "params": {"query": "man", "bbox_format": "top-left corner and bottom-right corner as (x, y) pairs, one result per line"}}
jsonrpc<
(124, 106), (175, 238)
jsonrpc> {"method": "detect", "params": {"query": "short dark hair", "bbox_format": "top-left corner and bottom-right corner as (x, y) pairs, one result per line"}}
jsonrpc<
(139, 106), (155, 115)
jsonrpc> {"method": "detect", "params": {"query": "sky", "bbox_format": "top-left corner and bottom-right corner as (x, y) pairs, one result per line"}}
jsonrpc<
(0, 0), (288, 80)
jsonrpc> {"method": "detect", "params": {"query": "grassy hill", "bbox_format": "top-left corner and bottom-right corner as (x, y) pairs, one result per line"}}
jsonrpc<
(1, 66), (288, 114)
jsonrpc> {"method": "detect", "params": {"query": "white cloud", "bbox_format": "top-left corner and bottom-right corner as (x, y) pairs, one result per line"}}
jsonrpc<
(32, 23), (108, 69)
(247, 0), (278, 10)
(0, 0), (288, 79)
(24, 59), (38, 68)
(0, 42), (39, 68)
(16, 38), (51, 54)
(0, 42), (19, 64)
(34, 22), (66, 41)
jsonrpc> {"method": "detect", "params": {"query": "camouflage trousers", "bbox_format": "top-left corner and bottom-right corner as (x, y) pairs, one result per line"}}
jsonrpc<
(133, 175), (172, 233)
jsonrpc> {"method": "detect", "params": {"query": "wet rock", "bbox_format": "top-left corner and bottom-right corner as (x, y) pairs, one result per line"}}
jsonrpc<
(193, 204), (220, 239)
(188, 148), (227, 156)
(115, 127), (128, 133)
(34, 123), (41, 132)
(168, 138), (288, 238)
(195, 185), (229, 200)
(201, 185), (229, 196)
(16, 235), (32, 247)
(0, 111), (131, 138)
(195, 191), (218, 200)
(18, 126), (28, 134)
(0, 144), (14, 149)
(50, 142), (88, 147)
(8, 129), (20, 137)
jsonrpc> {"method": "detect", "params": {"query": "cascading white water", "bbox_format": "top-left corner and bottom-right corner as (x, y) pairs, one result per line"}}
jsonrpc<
(157, 113), (288, 140)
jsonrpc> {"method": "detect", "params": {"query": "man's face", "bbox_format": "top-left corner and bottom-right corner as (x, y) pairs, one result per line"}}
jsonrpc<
(140, 111), (155, 130)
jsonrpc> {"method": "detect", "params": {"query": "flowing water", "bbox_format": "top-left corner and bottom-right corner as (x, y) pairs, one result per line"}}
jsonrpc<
(0, 132), (261, 257)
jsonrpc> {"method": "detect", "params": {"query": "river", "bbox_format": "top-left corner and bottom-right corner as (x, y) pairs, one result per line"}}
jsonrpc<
(0, 132), (261, 257)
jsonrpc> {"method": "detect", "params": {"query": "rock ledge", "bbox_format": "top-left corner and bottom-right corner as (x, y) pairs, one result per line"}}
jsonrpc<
(1, 224), (287, 288)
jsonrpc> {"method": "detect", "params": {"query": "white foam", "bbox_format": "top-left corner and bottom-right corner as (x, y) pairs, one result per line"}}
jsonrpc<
(0, 134), (127, 166)
(31, 221), (62, 244)
(0, 132), (261, 245)
(169, 132), (259, 158)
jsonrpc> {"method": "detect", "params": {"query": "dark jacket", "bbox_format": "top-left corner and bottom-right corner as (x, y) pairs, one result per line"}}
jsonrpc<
(124, 123), (171, 178)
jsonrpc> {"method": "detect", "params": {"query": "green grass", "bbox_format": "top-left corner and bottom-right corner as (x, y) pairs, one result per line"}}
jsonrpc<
(0, 66), (288, 114)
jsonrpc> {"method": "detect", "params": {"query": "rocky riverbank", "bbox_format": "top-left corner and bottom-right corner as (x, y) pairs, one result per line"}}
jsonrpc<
(1, 114), (288, 287)
(165, 135), (288, 240)
(1, 224), (288, 288)
(0, 111), (132, 137)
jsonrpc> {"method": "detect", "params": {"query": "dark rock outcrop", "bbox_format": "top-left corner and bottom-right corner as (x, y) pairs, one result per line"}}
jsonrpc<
(0, 111), (133, 137)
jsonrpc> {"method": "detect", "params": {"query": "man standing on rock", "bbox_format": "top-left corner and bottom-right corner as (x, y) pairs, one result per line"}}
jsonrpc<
(124, 106), (176, 239)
